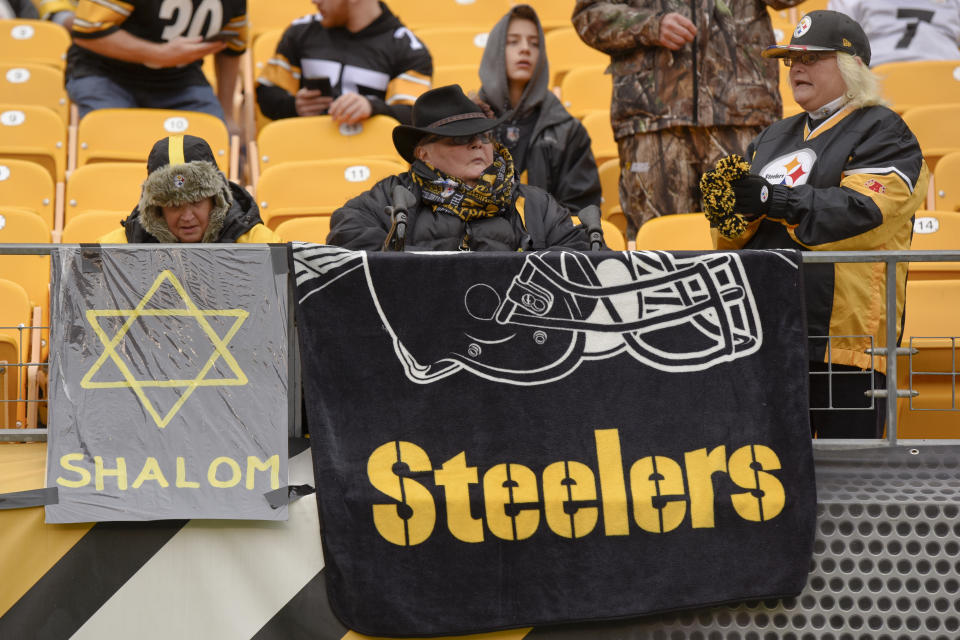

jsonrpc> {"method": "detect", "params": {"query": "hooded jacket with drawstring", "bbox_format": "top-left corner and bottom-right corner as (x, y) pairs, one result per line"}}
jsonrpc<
(100, 137), (278, 244)
(478, 5), (601, 213)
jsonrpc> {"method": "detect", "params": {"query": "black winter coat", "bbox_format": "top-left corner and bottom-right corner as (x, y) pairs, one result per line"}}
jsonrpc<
(327, 172), (589, 252)
(517, 93), (602, 213)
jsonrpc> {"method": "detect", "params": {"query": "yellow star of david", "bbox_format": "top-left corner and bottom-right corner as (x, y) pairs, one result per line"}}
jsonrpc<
(80, 270), (249, 428)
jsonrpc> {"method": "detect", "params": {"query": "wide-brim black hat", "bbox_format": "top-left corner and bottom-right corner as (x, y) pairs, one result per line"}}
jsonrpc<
(763, 9), (871, 66)
(393, 84), (504, 163)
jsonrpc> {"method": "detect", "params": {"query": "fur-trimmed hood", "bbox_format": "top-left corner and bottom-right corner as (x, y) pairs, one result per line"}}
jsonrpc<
(120, 135), (266, 244)
(138, 159), (233, 243)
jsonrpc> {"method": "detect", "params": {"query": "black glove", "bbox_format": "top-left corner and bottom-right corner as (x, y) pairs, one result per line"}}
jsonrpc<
(731, 174), (773, 219)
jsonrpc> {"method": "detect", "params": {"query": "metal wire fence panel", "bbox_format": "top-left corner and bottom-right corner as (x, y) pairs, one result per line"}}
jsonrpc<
(0, 246), (958, 440)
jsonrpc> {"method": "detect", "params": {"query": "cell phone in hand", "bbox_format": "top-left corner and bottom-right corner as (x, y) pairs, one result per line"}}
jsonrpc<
(302, 76), (333, 94)
(204, 31), (234, 43)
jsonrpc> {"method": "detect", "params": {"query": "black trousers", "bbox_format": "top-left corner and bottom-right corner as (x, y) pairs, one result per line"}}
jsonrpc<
(808, 362), (887, 439)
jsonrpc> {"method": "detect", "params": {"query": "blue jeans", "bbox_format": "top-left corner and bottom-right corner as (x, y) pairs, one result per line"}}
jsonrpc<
(67, 75), (225, 123)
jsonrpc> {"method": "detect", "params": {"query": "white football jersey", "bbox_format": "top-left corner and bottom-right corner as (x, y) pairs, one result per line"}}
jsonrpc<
(828, 0), (960, 66)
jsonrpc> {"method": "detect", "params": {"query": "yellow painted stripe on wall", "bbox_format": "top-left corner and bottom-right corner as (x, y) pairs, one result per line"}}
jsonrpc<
(0, 443), (93, 617)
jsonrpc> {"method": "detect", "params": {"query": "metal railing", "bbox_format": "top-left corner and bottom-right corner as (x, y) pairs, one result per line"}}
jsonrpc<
(1, 245), (958, 443)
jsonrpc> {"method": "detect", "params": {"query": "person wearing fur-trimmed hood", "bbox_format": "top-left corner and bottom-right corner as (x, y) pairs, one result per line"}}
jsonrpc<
(474, 4), (601, 213)
(100, 135), (279, 244)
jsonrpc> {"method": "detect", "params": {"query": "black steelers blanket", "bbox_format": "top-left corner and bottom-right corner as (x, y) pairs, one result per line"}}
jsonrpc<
(292, 245), (816, 637)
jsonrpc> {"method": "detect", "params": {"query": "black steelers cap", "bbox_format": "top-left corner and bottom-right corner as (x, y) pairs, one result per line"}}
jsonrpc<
(763, 10), (871, 66)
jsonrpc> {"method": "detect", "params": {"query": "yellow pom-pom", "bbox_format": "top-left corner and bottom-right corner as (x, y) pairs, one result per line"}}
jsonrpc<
(700, 154), (752, 238)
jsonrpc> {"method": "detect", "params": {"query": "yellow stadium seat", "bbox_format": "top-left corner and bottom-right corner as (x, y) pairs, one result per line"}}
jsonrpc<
(389, 0), (511, 30)
(0, 103), (67, 183)
(768, 7), (796, 45)
(64, 162), (144, 225)
(571, 216), (626, 251)
(635, 213), (714, 251)
(909, 210), (960, 281)
(0, 209), (52, 313)
(274, 216), (332, 243)
(0, 278), (31, 428)
(243, 27), (285, 139)
(432, 65), (480, 95)
(599, 218), (626, 250)
(543, 27), (608, 88)
(902, 103), (960, 171)
(597, 158), (629, 241)
(931, 150), (960, 212)
(597, 157), (620, 217)
(0, 159), (57, 230)
(558, 66), (610, 119)
(61, 210), (127, 243)
(874, 60), (960, 114)
(0, 62), (69, 127)
(579, 109), (618, 166)
(246, 0), (312, 45)
(201, 55), (218, 92)
(74, 108), (237, 179)
(0, 19), (71, 70)
(418, 27), (490, 67)
(255, 158), (405, 229)
(0, 208), (50, 422)
(797, 0), (827, 16)
(255, 114), (403, 178)
(521, 0), (575, 31)
(896, 279), (960, 438)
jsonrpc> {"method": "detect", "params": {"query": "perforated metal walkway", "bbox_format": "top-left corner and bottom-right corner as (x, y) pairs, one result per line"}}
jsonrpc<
(531, 444), (960, 640)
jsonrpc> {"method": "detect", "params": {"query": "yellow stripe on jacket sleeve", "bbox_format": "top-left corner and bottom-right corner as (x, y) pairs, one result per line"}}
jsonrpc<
(71, 0), (132, 35)
(385, 70), (431, 106)
(786, 163), (929, 251)
(258, 53), (301, 95)
(221, 15), (248, 53)
(36, 0), (76, 20)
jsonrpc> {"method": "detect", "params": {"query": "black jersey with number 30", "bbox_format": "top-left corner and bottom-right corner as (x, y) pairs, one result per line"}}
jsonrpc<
(68, 0), (247, 89)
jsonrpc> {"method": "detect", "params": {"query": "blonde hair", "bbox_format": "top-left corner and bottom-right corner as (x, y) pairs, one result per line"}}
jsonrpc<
(837, 52), (885, 109)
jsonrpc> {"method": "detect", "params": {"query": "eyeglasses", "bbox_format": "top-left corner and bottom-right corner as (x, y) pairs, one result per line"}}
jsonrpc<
(782, 51), (835, 67)
(424, 132), (495, 146)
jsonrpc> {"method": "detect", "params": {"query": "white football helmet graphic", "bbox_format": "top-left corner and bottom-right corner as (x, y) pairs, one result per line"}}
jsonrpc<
(294, 246), (763, 385)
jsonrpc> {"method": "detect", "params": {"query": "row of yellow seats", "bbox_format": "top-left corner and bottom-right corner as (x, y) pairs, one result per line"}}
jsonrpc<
(0, 105), (238, 235)
(245, 0), (577, 47)
(0, 276), (43, 429)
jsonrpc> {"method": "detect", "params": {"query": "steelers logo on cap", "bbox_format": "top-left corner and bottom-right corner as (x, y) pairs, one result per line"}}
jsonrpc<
(794, 15), (812, 38)
(174, 174), (185, 188)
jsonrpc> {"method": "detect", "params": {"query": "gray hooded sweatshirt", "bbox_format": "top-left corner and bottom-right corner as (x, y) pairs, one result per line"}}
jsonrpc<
(478, 4), (601, 213)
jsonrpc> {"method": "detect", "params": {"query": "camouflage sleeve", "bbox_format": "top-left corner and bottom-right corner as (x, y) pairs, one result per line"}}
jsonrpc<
(572, 0), (662, 55)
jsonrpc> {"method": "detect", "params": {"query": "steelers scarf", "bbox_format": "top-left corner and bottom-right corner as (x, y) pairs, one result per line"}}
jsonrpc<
(410, 143), (515, 222)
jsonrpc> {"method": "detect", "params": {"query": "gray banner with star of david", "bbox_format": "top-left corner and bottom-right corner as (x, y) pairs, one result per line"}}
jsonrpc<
(45, 246), (289, 523)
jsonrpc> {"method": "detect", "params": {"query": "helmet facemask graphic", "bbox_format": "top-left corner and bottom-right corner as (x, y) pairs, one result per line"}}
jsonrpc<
(294, 248), (763, 385)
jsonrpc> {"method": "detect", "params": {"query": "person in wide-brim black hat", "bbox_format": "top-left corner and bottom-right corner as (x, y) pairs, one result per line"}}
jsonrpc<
(327, 84), (590, 252)
(392, 84), (506, 174)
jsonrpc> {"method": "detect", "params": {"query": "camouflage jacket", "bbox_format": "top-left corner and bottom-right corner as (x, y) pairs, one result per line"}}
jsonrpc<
(573, 0), (805, 139)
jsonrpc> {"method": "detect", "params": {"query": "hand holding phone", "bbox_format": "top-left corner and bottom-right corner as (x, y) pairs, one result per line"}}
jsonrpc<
(302, 76), (333, 94)
(203, 31), (234, 43)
